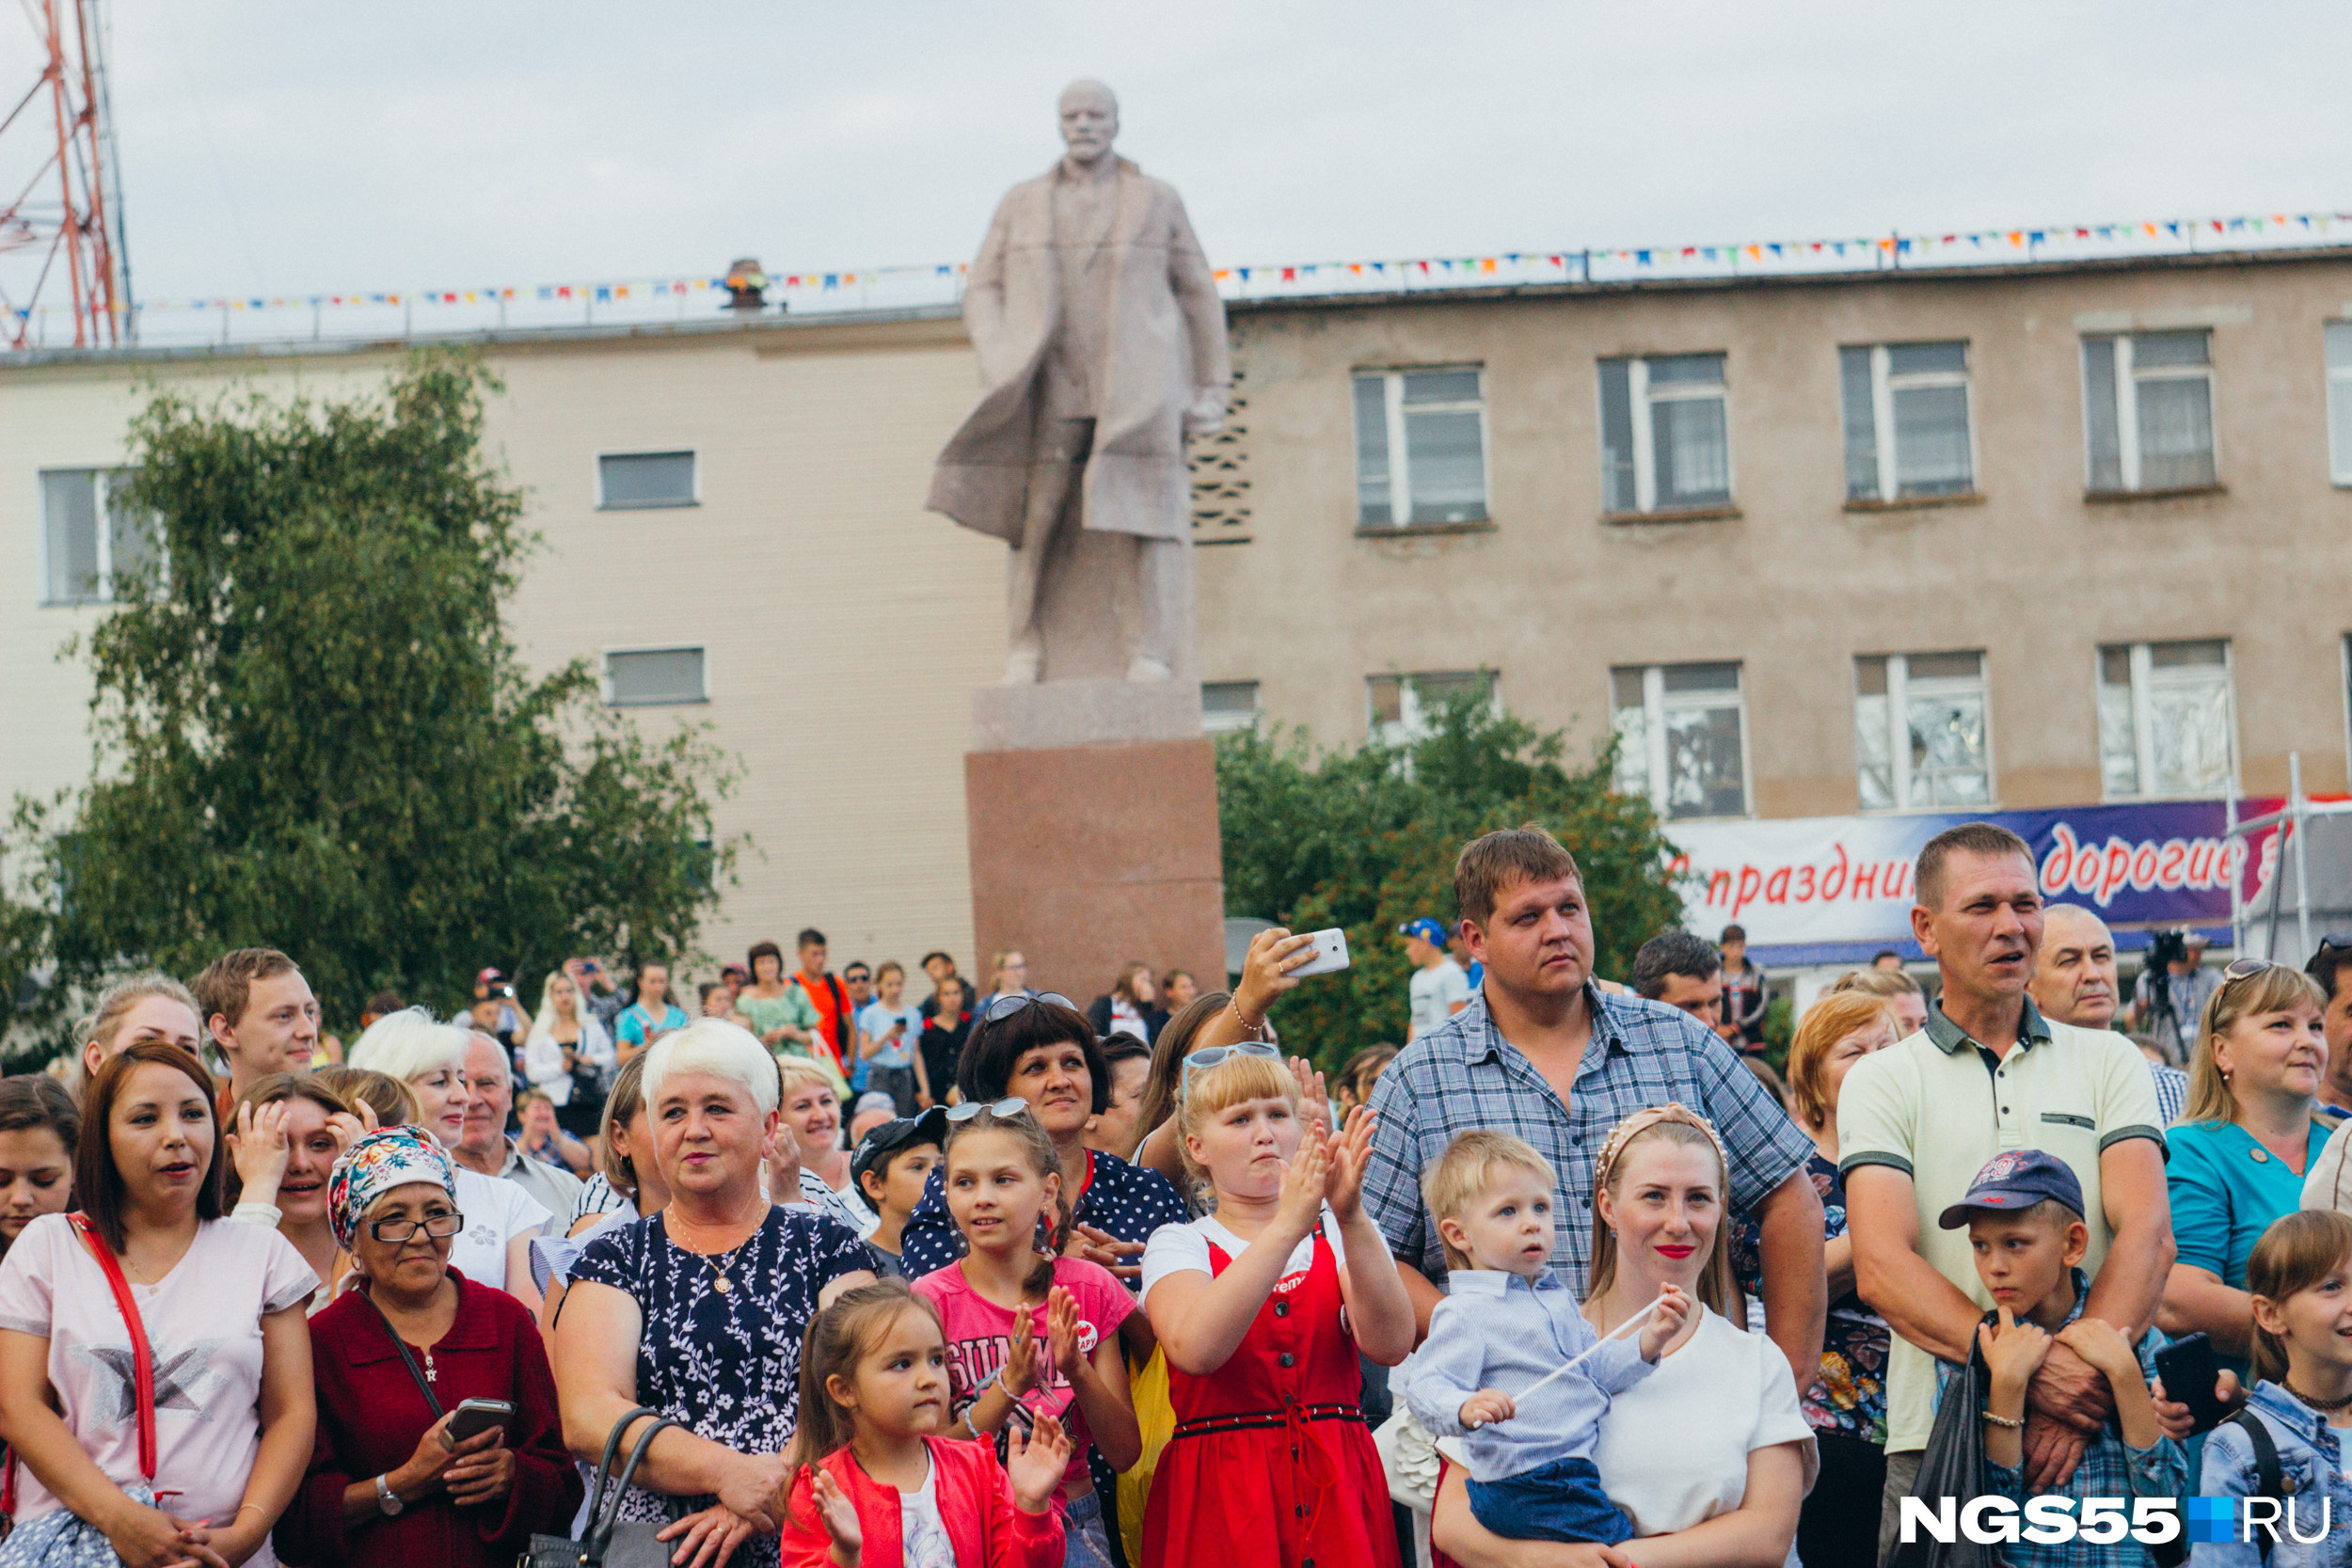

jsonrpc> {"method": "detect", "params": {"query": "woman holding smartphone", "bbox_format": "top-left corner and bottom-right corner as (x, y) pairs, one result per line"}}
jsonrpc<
(275, 1127), (580, 1568)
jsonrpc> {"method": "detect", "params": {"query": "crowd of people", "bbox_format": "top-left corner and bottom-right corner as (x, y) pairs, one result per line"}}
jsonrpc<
(1, 824), (2349, 1567)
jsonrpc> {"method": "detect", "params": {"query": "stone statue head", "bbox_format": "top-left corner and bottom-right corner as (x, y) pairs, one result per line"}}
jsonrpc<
(1057, 80), (1119, 166)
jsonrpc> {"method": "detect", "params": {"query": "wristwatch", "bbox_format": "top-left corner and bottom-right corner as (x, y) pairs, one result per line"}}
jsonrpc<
(375, 1473), (405, 1516)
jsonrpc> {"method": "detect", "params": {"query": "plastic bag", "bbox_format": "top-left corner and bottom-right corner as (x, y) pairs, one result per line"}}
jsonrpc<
(1886, 1324), (2003, 1568)
(1118, 1345), (1175, 1565)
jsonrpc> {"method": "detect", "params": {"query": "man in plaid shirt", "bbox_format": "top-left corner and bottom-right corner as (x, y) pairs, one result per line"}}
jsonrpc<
(1364, 827), (1826, 1386)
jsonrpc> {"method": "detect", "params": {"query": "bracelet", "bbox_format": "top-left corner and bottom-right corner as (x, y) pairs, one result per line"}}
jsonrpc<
(1979, 1410), (2025, 1430)
(235, 1503), (265, 1518)
(1228, 1000), (1266, 1038)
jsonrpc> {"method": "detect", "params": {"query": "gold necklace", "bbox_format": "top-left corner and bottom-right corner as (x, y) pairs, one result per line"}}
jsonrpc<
(669, 1212), (757, 1295)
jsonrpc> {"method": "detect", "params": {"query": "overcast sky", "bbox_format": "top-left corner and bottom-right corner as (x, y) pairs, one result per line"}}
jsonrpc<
(91, 0), (2352, 302)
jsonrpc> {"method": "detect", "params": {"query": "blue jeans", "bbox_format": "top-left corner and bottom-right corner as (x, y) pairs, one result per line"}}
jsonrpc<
(1466, 1454), (1634, 1545)
(1064, 1487), (1117, 1568)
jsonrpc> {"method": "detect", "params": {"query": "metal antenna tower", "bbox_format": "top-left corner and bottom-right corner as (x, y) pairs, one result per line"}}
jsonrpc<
(1, 0), (128, 350)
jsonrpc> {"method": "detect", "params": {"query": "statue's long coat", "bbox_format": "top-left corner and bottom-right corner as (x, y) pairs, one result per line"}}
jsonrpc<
(927, 157), (1230, 545)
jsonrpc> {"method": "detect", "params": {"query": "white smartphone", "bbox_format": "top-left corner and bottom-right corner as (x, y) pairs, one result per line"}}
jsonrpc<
(1289, 928), (1351, 978)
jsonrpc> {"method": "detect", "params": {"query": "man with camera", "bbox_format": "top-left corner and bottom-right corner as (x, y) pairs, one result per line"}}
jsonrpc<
(2129, 927), (2218, 1065)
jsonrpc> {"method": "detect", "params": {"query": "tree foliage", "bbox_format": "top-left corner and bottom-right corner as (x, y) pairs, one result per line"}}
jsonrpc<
(1216, 694), (1689, 1066)
(3, 354), (739, 1062)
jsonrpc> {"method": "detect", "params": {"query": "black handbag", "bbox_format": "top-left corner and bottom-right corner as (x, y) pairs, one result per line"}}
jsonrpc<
(522, 1405), (679, 1568)
(1886, 1322), (2002, 1568)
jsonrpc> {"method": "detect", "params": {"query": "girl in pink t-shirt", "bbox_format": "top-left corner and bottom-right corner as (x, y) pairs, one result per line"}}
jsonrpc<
(911, 1104), (1139, 1567)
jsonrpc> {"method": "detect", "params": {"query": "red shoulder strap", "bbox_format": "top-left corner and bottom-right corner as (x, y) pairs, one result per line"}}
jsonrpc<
(69, 1213), (157, 1481)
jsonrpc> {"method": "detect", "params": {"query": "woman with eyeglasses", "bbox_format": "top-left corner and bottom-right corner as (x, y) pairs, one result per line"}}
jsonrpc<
(2158, 959), (2335, 1396)
(898, 994), (1189, 1287)
(277, 1127), (580, 1568)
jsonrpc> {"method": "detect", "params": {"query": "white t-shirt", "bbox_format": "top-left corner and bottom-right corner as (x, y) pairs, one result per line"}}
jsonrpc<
(900, 1450), (956, 1568)
(1139, 1208), (1384, 1306)
(0, 1215), (317, 1560)
(1589, 1306), (1815, 1539)
(451, 1164), (552, 1291)
(1107, 997), (1149, 1040)
(856, 1001), (922, 1069)
(1407, 958), (1471, 1040)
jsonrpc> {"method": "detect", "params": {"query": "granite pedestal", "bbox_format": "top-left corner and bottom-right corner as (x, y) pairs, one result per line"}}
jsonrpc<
(966, 682), (1226, 1003)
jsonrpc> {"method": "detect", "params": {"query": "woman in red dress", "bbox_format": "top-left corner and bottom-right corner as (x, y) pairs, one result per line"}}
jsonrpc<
(1137, 1048), (1415, 1568)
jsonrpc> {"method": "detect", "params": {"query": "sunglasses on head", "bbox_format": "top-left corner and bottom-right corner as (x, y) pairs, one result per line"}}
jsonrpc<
(943, 1096), (1030, 1123)
(2221, 957), (2276, 986)
(1180, 1040), (1281, 1097)
(977, 990), (1072, 1025)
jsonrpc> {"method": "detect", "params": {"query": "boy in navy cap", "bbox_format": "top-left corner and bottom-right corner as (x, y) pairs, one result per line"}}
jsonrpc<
(1937, 1149), (2184, 1567)
(850, 1106), (946, 1275)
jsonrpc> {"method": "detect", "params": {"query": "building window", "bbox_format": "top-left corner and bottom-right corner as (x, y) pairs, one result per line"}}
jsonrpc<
(2327, 325), (2352, 485)
(597, 451), (698, 510)
(1854, 651), (1992, 810)
(1352, 368), (1487, 527)
(606, 646), (707, 705)
(40, 467), (152, 606)
(1367, 670), (1495, 746)
(1201, 680), (1261, 734)
(1839, 342), (1975, 501)
(1611, 662), (1747, 819)
(2097, 640), (2235, 799)
(1597, 354), (1732, 516)
(2083, 331), (2217, 493)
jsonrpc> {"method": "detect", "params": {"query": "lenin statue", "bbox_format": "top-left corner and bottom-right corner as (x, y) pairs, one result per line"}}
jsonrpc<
(927, 80), (1231, 686)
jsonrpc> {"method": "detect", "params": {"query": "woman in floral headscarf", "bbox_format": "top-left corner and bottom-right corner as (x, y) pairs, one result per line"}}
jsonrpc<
(274, 1127), (579, 1568)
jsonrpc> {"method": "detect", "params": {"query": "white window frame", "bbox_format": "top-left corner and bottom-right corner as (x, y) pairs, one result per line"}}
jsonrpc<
(2084, 334), (2218, 493)
(1612, 663), (1752, 820)
(1854, 652), (1995, 812)
(596, 449), (701, 511)
(2097, 640), (2238, 800)
(1353, 368), (1489, 529)
(2342, 633), (2352, 790)
(1366, 670), (1498, 746)
(39, 467), (147, 607)
(2326, 324), (2352, 485)
(1848, 344), (1977, 502)
(1201, 680), (1262, 735)
(603, 643), (710, 706)
(1600, 355), (1734, 515)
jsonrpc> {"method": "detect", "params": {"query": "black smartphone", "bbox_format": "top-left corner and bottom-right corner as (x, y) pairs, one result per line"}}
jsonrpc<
(446, 1398), (514, 1445)
(2152, 1332), (2228, 1433)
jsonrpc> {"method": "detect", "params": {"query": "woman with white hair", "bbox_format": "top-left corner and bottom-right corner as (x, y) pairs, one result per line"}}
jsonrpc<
(348, 1009), (552, 1309)
(554, 1019), (877, 1568)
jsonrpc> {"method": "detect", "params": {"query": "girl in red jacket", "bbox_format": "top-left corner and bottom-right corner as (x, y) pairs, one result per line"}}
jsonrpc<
(782, 1278), (1070, 1568)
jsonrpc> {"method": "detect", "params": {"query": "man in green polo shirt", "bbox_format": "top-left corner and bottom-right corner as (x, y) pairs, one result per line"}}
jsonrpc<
(1841, 822), (2173, 1565)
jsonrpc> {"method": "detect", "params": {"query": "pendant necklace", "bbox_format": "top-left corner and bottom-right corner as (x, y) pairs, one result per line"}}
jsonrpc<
(672, 1214), (753, 1295)
(699, 1243), (747, 1294)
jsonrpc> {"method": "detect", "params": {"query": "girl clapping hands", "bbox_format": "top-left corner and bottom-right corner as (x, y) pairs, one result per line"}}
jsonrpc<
(783, 1279), (1068, 1568)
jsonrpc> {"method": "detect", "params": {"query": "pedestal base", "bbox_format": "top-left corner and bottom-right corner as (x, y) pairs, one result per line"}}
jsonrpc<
(966, 736), (1226, 1004)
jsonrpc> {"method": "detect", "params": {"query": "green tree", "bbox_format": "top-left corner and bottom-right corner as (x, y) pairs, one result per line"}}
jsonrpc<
(3, 353), (739, 1065)
(1217, 693), (1689, 1065)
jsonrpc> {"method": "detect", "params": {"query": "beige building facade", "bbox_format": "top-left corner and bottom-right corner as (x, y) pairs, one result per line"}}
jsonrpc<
(1200, 247), (2352, 819)
(8, 244), (2352, 997)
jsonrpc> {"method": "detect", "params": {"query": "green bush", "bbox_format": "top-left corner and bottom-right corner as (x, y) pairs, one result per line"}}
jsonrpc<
(1217, 691), (1690, 1068)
